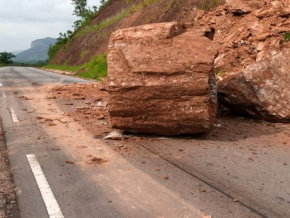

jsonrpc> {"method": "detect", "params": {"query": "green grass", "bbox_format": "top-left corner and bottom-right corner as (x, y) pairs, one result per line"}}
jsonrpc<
(44, 64), (82, 72)
(77, 0), (161, 37)
(80, 50), (89, 59)
(284, 32), (290, 42)
(44, 54), (107, 81)
(77, 7), (133, 37)
(137, 0), (160, 9)
(216, 70), (223, 76)
(199, 0), (220, 10)
(78, 54), (107, 80)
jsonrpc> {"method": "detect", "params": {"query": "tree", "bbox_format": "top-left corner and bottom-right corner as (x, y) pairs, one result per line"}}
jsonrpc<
(71, 0), (98, 22)
(0, 52), (16, 64)
(71, 0), (88, 18)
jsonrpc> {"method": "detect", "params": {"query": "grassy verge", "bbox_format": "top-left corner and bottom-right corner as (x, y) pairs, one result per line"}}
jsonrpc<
(44, 54), (107, 81)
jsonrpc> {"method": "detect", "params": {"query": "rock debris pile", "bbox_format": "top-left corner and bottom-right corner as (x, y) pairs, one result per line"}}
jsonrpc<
(195, 0), (290, 121)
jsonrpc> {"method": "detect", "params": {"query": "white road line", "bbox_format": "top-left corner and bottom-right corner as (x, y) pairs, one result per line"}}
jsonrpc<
(26, 154), (64, 218)
(10, 108), (19, 123)
(0, 83), (5, 97)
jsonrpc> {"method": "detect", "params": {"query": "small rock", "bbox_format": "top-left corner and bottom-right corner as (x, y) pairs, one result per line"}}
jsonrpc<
(52, 148), (60, 151)
(199, 188), (206, 193)
(65, 160), (75, 165)
(104, 131), (123, 140)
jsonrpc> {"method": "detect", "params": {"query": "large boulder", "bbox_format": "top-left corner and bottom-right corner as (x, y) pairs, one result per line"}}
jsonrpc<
(218, 48), (290, 122)
(107, 22), (219, 136)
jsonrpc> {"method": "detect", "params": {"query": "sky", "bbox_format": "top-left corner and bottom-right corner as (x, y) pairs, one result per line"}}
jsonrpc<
(0, 0), (100, 52)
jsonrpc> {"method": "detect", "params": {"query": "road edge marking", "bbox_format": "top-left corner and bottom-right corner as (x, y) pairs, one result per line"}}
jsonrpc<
(26, 154), (64, 218)
(10, 108), (19, 123)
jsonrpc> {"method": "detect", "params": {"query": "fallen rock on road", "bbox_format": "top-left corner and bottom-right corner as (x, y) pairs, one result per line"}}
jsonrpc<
(107, 22), (219, 136)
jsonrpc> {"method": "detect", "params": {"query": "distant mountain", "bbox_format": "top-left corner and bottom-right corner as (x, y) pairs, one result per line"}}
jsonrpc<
(14, 37), (57, 63)
(11, 50), (24, 55)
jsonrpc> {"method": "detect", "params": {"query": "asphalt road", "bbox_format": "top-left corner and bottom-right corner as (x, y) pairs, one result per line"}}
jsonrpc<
(0, 66), (289, 218)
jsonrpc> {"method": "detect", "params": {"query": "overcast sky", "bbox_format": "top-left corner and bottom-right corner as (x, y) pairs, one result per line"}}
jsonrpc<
(0, 0), (100, 52)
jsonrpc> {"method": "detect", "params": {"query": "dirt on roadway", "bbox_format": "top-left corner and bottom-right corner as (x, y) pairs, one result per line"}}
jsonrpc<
(48, 82), (290, 217)
(7, 80), (290, 217)
(49, 82), (290, 145)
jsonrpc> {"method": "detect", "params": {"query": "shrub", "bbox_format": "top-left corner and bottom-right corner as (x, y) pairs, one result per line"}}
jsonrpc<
(284, 32), (290, 42)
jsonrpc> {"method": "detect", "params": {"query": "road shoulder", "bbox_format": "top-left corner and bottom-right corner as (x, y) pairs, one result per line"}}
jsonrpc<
(0, 117), (19, 218)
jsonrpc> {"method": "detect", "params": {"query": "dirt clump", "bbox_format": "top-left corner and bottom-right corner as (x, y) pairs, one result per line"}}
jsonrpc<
(87, 157), (108, 165)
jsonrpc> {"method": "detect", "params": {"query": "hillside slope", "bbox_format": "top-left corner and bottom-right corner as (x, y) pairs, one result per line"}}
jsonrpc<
(51, 0), (221, 66)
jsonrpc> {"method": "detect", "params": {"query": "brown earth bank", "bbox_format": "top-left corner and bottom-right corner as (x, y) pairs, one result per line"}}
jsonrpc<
(52, 0), (290, 71)
(0, 118), (19, 218)
(52, 0), (225, 66)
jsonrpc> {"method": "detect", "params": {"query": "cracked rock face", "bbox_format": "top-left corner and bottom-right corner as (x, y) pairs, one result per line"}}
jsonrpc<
(107, 22), (219, 136)
(218, 48), (290, 122)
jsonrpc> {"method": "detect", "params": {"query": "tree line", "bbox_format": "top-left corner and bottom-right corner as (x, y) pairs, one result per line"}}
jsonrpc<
(48, 0), (113, 61)
(0, 52), (15, 65)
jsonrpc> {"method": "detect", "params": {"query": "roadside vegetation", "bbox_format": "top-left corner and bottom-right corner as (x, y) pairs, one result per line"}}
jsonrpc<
(12, 60), (49, 67)
(45, 54), (107, 81)
(0, 52), (16, 65)
(48, 0), (104, 61)
(0, 50), (49, 67)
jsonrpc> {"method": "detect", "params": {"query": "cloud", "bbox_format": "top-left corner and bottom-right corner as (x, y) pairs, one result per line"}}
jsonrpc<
(0, 0), (100, 51)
